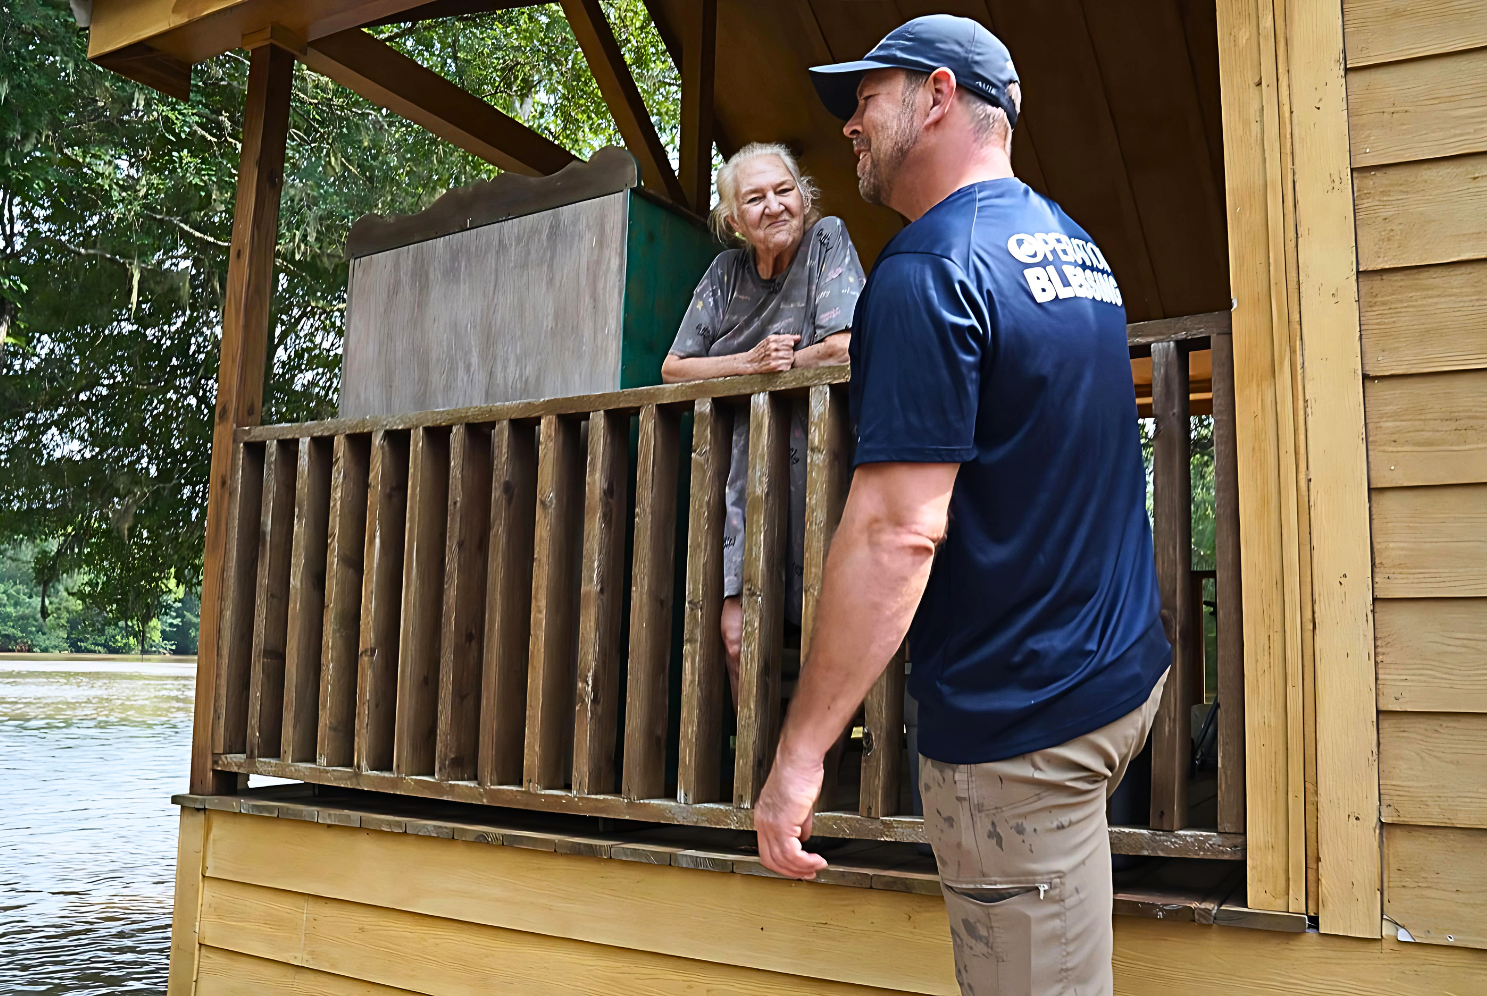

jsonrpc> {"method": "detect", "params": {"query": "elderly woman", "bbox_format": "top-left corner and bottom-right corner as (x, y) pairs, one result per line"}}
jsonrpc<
(662, 142), (866, 702)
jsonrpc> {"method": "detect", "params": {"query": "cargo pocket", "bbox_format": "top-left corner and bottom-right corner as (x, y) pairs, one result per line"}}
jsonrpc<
(940, 874), (1068, 996)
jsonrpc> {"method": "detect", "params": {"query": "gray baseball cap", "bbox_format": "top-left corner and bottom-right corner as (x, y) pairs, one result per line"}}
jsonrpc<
(808, 15), (1020, 127)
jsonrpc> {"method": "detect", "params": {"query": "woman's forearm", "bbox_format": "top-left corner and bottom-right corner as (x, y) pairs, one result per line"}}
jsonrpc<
(791, 331), (850, 368)
(661, 353), (754, 383)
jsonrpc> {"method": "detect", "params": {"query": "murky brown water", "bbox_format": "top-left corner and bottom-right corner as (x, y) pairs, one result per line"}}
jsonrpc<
(1, 660), (194, 994)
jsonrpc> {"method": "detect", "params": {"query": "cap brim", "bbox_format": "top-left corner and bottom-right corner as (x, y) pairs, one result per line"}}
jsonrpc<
(808, 60), (895, 120)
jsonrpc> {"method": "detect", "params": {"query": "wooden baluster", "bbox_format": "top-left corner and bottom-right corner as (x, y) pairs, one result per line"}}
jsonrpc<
(623, 405), (682, 800)
(436, 424), (493, 782)
(394, 427), (450, 776)
(1212, 333), (1246, 833)
(212, 440), (264, 757)
(281, 436), (332, 763)
(317, 433), (369, 768)
(247, 438), (297, 758)
(733, 392), (789, 807)
(524, 415), (584, 790)
(572, 410), (629, 795)
(803, 383), (852, 810)
(355, 429), (409, 772)
(1150, 340), (1193, 830)
(861, 643), (907, 818)
(480, 420), (537, 787)
(678, 398), (731, 804)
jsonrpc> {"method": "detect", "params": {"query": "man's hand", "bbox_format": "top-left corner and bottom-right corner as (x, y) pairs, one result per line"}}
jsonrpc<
(744, 334), (800, 373)
(755, 747), (829, 879)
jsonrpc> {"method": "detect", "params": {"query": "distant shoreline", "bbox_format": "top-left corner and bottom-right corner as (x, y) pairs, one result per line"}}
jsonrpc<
(0, 652), (197, 664)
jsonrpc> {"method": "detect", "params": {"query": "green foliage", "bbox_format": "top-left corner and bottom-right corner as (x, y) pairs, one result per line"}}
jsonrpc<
(0, 0), (676, 644)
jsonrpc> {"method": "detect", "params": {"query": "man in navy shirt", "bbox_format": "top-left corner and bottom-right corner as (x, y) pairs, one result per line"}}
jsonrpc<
(754, 16), (1171, 995)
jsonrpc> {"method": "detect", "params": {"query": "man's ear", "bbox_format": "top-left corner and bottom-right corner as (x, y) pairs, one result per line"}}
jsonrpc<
(922, 68), (958, 128)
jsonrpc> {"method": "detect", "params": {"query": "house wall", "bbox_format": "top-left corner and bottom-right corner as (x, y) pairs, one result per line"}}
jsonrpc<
(166, 809), (1486, 995)
(1343, 0), (1487, 953)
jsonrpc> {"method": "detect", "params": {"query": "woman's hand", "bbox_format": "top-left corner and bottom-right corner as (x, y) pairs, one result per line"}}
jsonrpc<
(744, 334), (801, 374)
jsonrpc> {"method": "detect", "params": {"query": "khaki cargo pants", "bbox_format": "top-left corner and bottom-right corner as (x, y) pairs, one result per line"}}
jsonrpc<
(919, 672), (1168, 996)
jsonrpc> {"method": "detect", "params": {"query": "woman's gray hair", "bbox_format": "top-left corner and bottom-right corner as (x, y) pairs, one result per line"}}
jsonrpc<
(709, 142), (821, 244)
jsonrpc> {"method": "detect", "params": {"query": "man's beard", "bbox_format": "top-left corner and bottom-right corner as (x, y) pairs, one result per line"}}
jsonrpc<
(856, 103), (921, 206)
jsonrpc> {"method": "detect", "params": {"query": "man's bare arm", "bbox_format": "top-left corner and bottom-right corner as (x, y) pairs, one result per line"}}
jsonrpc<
(755, 460), (958, 878)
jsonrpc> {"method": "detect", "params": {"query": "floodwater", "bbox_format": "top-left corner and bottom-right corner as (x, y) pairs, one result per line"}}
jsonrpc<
(1, 659), (194, 994)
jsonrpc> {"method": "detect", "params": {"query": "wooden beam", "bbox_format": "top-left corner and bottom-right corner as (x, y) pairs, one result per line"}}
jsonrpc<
(560, 0), (686, 203)
(302, 29), (576, 177)
(190, 41), (294, 794)
(91, 41), (190, 100)
(678, 0), (716, 213)
(640, 0), (735, 158)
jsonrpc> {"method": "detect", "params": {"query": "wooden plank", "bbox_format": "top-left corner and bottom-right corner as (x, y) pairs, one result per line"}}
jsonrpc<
(1294, 0), (1384, 934)
(192, 42), (293, 794)
(1354, 153), (1487, 271)
(197, 877), (923, 996)
(859, 645), (905, 819)
(733, 392), (789, 807)
(393, 427), (450, 777)
(1149, 341), (1192, 830)
(166, 807), (207, 996)
(355, 430), (409, 773)
(1212, 334), (1246, 833)
(559, 0), (687, 203)
(247, 439), (298, 759)
(1376, 598), (1487, 712)
(280, 436), (332, 763)
(677, 0), (716, 213)
(801, 385), (850, 660)
(1360, 260), (1487, 376)
(1347, 48), (1487, 168)
(213, 442), (265, 758)
(572, 410), (629, 795)
(301, 29), (575, 177)
(435, 424), (492, 782)
(677, 397), (731, 804)
(624, 405), (681, 800)
(524, 415), (584, 790)
(201, 812), (957, 995)
(479, 420), (537, 786)
(316, 433), (370, 768)
(1379, 712), (1487, 827)
(1365, 370), (1487, 488)
(1384, 823), (1487, 949)
(1125, 310), (1233, 347)
(195, 945), (418, 996)
(1371, 483), (1487, 597)
(1343, 0), (1487, 67)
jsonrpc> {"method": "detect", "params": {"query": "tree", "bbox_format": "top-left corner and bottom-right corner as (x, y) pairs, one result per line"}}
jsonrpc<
(0, 0), (677, 648)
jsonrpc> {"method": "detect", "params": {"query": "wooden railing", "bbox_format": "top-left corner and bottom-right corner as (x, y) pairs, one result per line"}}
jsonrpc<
(210, 313), (1245, 859)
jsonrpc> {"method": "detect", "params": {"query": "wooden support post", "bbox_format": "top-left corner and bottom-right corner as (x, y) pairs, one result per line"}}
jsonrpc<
(623, 405), (682, 800)
(355, 429), (409, 773)
(524, 415), (584, 790)
(436, 424), (493, 782)
(560, 0), (687, 204)
(280, 435), (332, 763)
(394, 427), (451, 776)
(678, 0), (716, 213)
(480, 420), (538, 787)
(1212, 333), (1246, 833)
(860, 644), (906, 818)
(247, 438), (297, 759)
(733, 392), (789, 806)
(639, 0), (736, 157)
(1150, 340), (1193, 830)
(191, 40), (293, 793)
(211, 441), (264, 758)
(677, 397), (731, 804)
(573, 410), (630, 795)
(317, 433), (369, 768)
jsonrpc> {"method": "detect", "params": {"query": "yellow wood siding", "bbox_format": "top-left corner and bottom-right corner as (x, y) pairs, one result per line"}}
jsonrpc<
(1347, 0), (1487, 952)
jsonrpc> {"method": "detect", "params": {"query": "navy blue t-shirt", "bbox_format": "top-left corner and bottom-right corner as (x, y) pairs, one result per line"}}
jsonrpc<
(849, 178), (1170, 764)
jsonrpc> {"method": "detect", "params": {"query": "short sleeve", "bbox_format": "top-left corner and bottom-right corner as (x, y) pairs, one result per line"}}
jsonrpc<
(668, 253), (736, 358)
(849, 253), (984, 466)
(808, 218), (867, 344)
